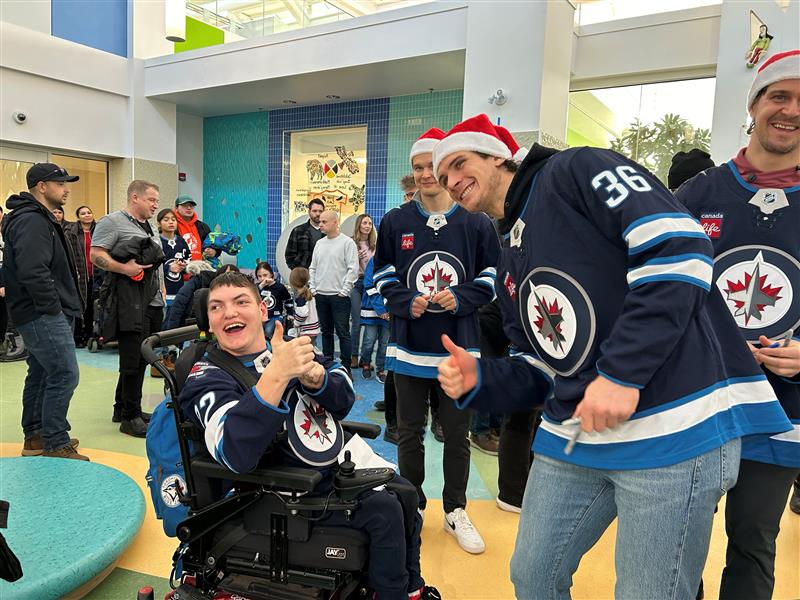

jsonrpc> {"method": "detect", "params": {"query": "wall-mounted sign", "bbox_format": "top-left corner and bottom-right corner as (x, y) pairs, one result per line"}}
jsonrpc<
(288, 126), (367, 224)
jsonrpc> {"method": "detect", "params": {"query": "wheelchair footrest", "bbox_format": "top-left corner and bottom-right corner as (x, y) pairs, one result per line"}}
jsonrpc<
(220, 571), (349, 599)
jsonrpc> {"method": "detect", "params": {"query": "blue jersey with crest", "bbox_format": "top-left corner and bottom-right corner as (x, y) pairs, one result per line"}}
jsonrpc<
(677, 162), (800, 468)
(373, 200), (500, 378)
(460, 146), (791, 470)
(179, 349), (354, 477)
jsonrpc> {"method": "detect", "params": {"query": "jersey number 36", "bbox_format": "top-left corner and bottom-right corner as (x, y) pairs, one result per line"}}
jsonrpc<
(591, 166), (653, 208)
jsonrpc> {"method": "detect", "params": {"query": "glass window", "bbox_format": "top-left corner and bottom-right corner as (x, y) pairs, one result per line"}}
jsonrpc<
(0, 159), (35, 205)
(575, 0), (721, 27)
(567, 78), (715, 185)
(50, 154), (108, 224)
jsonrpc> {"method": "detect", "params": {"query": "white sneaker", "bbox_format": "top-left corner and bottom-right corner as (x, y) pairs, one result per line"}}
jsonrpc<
(496, 497), (522, 514)
(443, 508), (485, 554)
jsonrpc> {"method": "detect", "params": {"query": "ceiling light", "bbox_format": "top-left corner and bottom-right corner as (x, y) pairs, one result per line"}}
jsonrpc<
(326, 94), (341, 100)
(165, 0), (186, 42)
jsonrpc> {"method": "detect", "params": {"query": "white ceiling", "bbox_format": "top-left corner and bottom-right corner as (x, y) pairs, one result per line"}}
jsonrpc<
(153, 50), (465, 116)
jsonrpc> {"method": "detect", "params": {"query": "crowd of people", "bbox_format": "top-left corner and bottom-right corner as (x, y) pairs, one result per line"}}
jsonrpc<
(1, 49), (798, 599)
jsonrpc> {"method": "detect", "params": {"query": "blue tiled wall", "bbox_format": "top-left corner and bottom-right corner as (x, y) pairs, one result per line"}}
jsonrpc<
(203, 92), (462, 268)
(267, 99), (389, 266)
(203, 111), (269, 269)
(51, 0), (128, 57)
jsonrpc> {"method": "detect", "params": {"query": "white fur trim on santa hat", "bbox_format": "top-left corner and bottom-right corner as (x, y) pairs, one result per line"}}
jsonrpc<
(432, 132), (512, 179)
(409, 138), (439, 161)
(747, 49), (800, 109)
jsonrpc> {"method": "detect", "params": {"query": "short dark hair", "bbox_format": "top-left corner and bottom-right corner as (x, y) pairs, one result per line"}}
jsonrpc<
(400, 174), (416, 190)
(208, 270), (259, 302)
(156, 208), (175, 222)
(255, 261), (273, 275)
(308, 198), (325, 210)
(475, 152), (518, 173)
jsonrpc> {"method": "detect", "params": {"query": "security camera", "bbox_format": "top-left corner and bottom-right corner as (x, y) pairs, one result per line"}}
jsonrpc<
(12, 111), (27, 124)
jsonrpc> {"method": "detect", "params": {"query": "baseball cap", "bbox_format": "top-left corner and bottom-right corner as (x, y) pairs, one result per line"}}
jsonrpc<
(26, 163), (79, 189)
(175, 195), (197, 207)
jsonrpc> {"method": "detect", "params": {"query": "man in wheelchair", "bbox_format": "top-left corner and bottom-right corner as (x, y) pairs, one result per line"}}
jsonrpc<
(175, 271), (438, 600)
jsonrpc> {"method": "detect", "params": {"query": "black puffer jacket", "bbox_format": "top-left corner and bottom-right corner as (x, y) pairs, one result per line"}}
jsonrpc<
(1, 193), (83, 326)
(99, 236), (165, 337)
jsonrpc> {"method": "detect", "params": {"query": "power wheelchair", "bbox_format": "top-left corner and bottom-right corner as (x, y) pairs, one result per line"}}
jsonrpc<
(140, 291), (416, 600)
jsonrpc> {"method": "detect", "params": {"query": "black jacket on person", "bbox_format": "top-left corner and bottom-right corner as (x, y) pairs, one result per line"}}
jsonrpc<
(163, 270), (215, 330)
(63, 220), (96, 307)
(285, 220), (323, 270)
(1, 192), (83, 326)
(99, 236), (165, 338)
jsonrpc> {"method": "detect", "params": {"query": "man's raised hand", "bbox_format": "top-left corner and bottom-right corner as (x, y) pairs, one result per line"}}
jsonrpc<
(437, 334), (478, 399)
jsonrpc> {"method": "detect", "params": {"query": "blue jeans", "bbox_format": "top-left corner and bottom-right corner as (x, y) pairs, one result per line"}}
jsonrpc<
(350, 277), (364, 359)
(17, 313), (80, 451)
(316, 293), (352, 363)
(510, 439), (741, 600)
(360, 324), (389, 370)
(471, 410), (502, 435)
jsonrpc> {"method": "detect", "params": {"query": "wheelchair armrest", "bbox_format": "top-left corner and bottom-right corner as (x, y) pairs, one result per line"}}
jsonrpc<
(191, 457), (322, 493)
(340, 420), (381, 439)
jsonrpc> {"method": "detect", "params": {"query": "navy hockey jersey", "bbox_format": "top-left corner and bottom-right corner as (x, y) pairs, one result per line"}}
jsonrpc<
(160, 234), (190, 304)
(460, 146), (791, 470)
(373, 199), (500, 378)
(259, 280), (293, 321)
(360, 258), (389, 328)
(678, 161), (800, 468)
(179, 348), (354, 476)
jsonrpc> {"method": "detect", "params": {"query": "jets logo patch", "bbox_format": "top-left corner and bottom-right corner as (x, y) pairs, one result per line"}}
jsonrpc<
(713, 245), (799, 341)
(406, 251), (466, 313)
(518, 268), (596, 376)
(286, 390), (343, 467)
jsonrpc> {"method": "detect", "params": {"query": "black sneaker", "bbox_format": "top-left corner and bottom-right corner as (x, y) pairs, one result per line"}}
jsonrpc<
(120, 416), (148, 438)
(373, 400), (386, 411)
(383, 425), (399, 445)
(141, 411), (152, 423)
(361, 363), (372, 379)
(790, 481), (800, 515)
(431, 419), (445, 443)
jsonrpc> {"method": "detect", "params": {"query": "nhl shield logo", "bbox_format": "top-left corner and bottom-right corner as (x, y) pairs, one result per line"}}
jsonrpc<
(713, 245), (799, 341)
(518, 268), (596, 376)
(406, 251), (466, 313)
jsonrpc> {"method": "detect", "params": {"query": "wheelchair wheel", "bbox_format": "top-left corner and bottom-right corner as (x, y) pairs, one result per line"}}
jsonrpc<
(0, 331), (28, 363)
(87, 338), (100, 353)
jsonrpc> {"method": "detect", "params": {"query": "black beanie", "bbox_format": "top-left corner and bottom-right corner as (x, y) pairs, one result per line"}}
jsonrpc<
(668, 149), (715, 190)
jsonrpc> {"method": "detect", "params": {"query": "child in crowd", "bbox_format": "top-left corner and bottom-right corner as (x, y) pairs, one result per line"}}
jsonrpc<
(358, 257), (390, 382)
(255, 262), (292, 328)
(157, 208), (190, 306)
(288, 267), (320, 344)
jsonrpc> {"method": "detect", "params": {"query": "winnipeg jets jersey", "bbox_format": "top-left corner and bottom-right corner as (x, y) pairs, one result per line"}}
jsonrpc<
(179, 350), (354, 475)
(373, 200), (500, 378)
(678, 162), (800, 468)
(460, 146), (791, 470)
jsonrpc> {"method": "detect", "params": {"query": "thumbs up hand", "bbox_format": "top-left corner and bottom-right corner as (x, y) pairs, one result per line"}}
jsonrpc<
(437, 334), (478, 399)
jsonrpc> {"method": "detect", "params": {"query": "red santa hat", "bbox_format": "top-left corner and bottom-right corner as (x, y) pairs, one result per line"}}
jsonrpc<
(432, 114), (528, 179)
(747, 49), (800, 109)
(409, 127), (446, 162)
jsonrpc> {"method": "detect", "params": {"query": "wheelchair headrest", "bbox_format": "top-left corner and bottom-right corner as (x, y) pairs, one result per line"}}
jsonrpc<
(193, 286), (279, 343)
(193, 288), (210, 333)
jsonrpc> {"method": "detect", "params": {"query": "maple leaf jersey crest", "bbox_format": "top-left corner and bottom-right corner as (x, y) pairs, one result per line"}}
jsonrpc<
(518, 267), (597, 377)
(406, 251), (466, 314)
(713, 245), (799, 342)
(286, 390), (343, 467)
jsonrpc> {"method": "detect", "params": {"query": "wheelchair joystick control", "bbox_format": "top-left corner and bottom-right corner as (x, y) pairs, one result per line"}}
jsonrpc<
(339, 450), (356, 477)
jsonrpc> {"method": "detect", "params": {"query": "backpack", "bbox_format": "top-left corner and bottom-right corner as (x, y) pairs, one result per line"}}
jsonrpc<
(145, 396), (191, 537)
(145, 344), (257, 537)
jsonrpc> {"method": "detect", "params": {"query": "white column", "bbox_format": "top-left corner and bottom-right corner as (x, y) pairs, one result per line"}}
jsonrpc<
(710, 0), (800, 162)
(462, 0), (575, 148)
